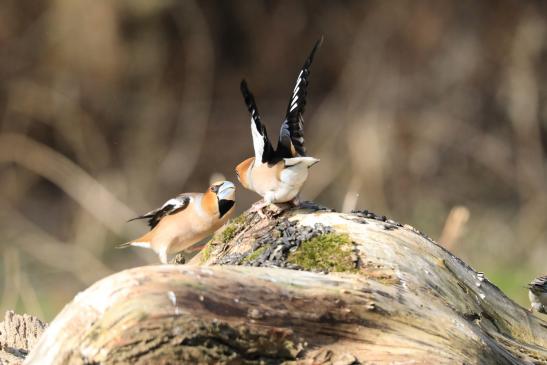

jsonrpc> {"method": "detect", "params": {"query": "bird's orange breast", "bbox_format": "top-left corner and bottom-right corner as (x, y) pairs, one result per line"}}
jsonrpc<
(249, 161), (284, 195)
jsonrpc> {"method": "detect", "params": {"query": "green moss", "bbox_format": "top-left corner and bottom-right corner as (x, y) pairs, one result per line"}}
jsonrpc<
(202, 215), (248, 264)
(288, 233), (357, 273)
(242, 246), (268, 264)
(219, 226), (238, 243)
(217, 214), (247, 243)
(200, 244), (213, 263)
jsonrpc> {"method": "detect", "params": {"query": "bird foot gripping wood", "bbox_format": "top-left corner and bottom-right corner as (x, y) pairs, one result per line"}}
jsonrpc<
(248, 199), (293, 219)
(246, 200), (268, 219)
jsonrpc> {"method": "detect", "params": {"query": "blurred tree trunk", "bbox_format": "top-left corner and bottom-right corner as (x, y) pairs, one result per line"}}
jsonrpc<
(24, 204), (547, 364)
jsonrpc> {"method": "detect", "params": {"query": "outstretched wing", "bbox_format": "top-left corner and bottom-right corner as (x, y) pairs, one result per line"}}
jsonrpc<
(277, 37), (322, 158)
(240, 79), (276, 164)
(128, 194), (191, 229)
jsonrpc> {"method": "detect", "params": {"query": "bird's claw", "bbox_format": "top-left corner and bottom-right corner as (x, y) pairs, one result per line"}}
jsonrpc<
(248, 200), (270, 219)
(248, 199), (295, 219)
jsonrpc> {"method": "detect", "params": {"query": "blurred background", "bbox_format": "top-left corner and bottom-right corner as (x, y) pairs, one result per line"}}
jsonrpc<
(0, 0), (546, 321)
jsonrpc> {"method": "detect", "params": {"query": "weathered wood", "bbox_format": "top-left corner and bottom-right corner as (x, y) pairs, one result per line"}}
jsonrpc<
(25, 204), (547, 364)
(0, 311), (47, 365)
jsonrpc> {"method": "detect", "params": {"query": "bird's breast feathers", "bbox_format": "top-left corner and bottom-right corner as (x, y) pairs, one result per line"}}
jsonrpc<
(249, 161), (284, 195)
(249, 158), (315, 202)
(235, 157), (254, 189)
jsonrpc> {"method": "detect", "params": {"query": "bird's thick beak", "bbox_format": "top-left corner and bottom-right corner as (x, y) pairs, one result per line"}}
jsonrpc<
(217, 181), (236, 201)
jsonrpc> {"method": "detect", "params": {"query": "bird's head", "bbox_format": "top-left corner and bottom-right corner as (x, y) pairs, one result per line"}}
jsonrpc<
(208, 180), (236, 218)
(235, 157), (254, 189)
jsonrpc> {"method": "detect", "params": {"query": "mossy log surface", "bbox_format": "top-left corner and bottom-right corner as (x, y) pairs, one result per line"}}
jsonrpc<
(25, 203), (547, 364)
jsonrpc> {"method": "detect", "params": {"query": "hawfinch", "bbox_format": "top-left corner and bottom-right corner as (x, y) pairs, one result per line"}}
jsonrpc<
(120, 181), (236, 264)
(235, 39), (322, 205)
(528, 275), (547, 314)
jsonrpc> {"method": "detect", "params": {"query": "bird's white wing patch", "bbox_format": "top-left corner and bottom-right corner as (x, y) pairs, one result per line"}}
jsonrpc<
(161, 197), (188, 211)
(162, 198), (179, 209)
(241, 79), (274, 163)
(250, 117), (265, 163)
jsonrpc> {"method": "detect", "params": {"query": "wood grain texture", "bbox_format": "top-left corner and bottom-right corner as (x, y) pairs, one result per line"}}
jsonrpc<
(25, 206), (547, 364)
(0, 311), (47, 365)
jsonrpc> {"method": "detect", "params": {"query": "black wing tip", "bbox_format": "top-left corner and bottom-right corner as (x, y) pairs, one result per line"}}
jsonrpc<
(313, 36), (324, 53)
(240, 79), (262, 122)
(305, 36), (324, 68)
(240, 79), (254, 106)
(127, 211), (155, 223)
(296, 37), (323, 92)
(240, 79), (249, 93)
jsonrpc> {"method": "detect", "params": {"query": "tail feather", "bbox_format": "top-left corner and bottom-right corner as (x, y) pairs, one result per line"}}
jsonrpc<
(284, 156), (320, 167)
(116, 240), (151, 249)
(116, 241), (133, 249)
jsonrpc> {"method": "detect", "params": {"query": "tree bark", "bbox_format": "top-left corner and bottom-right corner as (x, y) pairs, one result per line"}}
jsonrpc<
(0, 311), (47, 365)
(24, 203), (547, 364)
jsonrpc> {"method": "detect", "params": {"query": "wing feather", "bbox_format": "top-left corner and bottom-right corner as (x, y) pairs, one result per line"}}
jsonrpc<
(277, 37), (322, 158)
(128, 195), (191, 229)
(240, 80), (275, 164)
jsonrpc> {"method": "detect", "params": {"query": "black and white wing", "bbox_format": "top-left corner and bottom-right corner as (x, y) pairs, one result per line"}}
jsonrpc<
(240, 79), (276, 164)
(277, 37), (322, 158)
(529, 275), (547, 294)
(128, 194), (191, 229)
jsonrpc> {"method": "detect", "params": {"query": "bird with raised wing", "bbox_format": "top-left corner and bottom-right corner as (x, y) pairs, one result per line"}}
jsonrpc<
(120, 181), (236, 264)
(235, 38), (322, 209)
(528, 275), (547, 314)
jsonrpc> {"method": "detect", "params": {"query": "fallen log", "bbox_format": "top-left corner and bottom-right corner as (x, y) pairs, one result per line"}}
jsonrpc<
(24, 203), (547, 364)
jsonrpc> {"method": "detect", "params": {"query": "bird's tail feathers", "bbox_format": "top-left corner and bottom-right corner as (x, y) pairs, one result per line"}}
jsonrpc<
(116, 240), (150, 249)
(284, 156), (320, 167)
